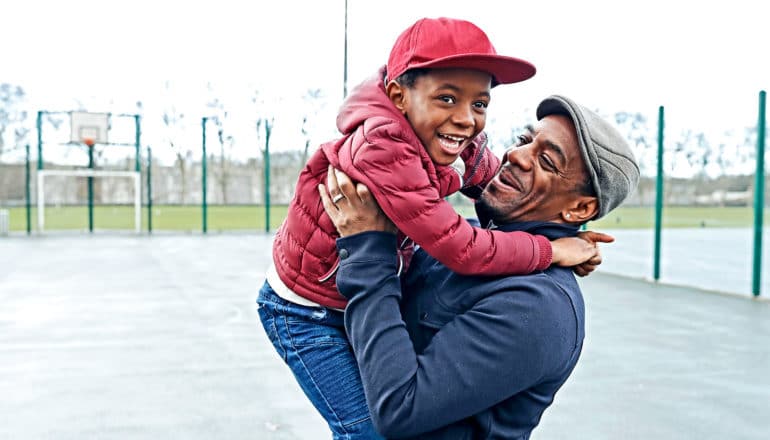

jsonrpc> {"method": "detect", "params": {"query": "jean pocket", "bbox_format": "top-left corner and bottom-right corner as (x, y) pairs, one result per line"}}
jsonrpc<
(257, 305), (288, 360)
(286, 318), (349, 347)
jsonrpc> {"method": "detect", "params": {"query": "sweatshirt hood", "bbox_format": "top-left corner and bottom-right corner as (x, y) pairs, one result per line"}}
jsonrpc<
(336, 66), (407, 135)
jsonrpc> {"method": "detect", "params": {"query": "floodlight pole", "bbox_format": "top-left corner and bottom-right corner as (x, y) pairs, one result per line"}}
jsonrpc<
(752, 90), (766, 297)
(343, 0), (349, 99)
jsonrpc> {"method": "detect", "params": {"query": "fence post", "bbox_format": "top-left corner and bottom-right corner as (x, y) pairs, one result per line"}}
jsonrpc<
(653, 106), (665, 281)
(202, 117), (208, 234)
(264, 120), (272, 233)
(134, 114), (141, 173)
(37, 111), (44, 170)
(752, 91), (766, 297)
(147, 146), (153, 234)
(26, 143), (31, 235)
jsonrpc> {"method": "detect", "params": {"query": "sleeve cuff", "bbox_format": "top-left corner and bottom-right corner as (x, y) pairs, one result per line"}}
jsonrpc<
(534, 234), (553, 270)
(336, 231), (400, 299)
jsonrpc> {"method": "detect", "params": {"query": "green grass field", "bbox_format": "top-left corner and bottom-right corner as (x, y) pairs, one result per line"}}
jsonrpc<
(5, 205), (289, 232)
(3, 204), (768, 232)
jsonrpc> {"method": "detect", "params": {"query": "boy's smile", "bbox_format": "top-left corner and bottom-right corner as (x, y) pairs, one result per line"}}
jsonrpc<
(391, 68), (492, 166)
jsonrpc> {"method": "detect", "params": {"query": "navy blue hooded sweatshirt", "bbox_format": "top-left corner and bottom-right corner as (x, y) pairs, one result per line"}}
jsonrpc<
(336, 219), (585, 439)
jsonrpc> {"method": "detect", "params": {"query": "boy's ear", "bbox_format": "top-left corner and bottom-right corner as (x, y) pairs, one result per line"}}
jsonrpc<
(385, 80), (408, 115)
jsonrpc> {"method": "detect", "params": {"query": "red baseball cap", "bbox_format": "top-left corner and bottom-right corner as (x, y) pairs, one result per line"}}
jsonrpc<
(386, 17), (536, 86)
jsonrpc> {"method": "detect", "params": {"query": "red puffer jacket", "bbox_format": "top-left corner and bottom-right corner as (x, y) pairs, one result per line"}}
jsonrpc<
(271, 67), (551, 309)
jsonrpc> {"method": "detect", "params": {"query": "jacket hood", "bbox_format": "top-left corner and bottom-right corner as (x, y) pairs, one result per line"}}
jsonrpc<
(337, 66), (407, 135)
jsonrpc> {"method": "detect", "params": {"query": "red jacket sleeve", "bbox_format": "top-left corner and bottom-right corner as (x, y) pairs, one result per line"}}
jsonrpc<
(339, 119), (552, 276)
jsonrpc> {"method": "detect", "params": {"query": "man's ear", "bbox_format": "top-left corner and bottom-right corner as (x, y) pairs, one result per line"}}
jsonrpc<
(561, 196), (598, 223)
(385, 80), (408, 115)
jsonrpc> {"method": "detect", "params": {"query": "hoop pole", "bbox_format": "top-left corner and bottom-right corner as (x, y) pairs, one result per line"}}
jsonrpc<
(202, 117), (208, 234)
(752, 90), (766, 297)
(36, 111), (43, 170)
(88, 144), (94, 233)
(147, 146), (153, 234)
(134, 114), (141, 172)
(653, 106), (665, 281)
(25, 144), (31, 235)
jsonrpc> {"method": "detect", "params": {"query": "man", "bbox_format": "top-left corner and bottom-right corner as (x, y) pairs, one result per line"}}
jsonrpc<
(319, 95), (640, 439)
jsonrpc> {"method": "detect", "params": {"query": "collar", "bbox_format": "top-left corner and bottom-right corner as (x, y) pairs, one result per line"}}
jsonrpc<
(479, 216), (579, 241)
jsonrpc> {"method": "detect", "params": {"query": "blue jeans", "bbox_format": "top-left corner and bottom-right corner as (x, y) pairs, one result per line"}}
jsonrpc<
(257, 281), (384, 440)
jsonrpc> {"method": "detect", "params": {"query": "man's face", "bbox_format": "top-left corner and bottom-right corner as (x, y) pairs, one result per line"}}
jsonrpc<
(397, 68), (492, 166)
(478, 114), (593, 223)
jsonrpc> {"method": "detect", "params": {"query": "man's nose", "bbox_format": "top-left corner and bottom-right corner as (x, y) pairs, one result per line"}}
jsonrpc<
(505, 146), (533, 171)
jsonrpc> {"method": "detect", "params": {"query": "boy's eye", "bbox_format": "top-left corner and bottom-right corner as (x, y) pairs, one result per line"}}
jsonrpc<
(473, 101), (489, 109)
(438, 95), (456, 104)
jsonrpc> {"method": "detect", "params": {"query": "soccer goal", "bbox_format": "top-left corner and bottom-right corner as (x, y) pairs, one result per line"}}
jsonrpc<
(37, 169), (142, 233)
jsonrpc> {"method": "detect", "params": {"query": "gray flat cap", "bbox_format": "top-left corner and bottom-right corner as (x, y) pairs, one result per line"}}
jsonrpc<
(536, 95), (640, 219)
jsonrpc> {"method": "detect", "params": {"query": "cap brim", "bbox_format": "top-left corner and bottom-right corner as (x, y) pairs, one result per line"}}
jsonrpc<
(409, 54), (536, 86)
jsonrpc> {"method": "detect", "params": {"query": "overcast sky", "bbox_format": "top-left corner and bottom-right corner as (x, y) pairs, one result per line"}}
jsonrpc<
(2, 0), (768, 169)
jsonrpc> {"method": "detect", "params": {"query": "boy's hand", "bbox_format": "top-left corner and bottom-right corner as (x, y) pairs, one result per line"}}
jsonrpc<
(551, 231), (614, 276)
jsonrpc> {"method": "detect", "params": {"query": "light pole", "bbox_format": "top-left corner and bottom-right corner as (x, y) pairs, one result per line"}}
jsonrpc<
(343, 0), (348, 99)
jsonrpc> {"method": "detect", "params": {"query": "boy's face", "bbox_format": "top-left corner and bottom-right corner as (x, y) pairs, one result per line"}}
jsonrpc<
(391, 68), (492, 166)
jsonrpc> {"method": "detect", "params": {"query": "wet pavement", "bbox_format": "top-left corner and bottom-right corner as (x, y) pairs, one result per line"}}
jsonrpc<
(1, 233), (768, 439)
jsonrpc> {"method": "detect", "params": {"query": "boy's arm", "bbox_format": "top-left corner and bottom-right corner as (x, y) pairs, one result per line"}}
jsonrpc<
(341, 130), (549, 275)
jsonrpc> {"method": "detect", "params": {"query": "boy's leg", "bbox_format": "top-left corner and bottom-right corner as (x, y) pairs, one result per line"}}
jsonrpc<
(257, 281), (383, 440)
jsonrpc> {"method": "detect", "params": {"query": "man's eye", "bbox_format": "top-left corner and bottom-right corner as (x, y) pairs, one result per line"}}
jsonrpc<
(517, 135), (531, 146)
(539, 154), (556, 170)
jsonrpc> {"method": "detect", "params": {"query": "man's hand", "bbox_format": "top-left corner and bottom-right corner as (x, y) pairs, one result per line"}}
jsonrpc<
(318, 166), (397, 237)
(551, 231), (614, 277)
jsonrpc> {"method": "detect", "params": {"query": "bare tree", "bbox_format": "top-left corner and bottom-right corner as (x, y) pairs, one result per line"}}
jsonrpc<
(205, 87), (234, 204)
(301, 88), (327, 165)
(0, 83), (28, 157)
(160, 81), (189, 203)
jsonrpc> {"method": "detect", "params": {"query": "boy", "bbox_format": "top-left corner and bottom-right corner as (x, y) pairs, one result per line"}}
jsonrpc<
(258, 17), (598, 439)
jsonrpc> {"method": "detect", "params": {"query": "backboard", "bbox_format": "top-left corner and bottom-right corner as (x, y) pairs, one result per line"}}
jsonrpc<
(70, 111), (109, 144)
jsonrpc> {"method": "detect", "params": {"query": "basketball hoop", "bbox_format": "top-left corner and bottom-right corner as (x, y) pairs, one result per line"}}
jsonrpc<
(83, 137), (95, 147)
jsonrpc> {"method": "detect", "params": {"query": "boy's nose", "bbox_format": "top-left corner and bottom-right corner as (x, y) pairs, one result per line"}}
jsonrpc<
(451, 106), (475, 128)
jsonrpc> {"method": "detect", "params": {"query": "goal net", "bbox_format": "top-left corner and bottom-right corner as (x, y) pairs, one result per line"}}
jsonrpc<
(37, 169), (141, 233)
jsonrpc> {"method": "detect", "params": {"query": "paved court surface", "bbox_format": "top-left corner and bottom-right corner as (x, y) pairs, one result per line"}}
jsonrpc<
(598, 228), (770, 298)
(1, 233), (769, 439)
